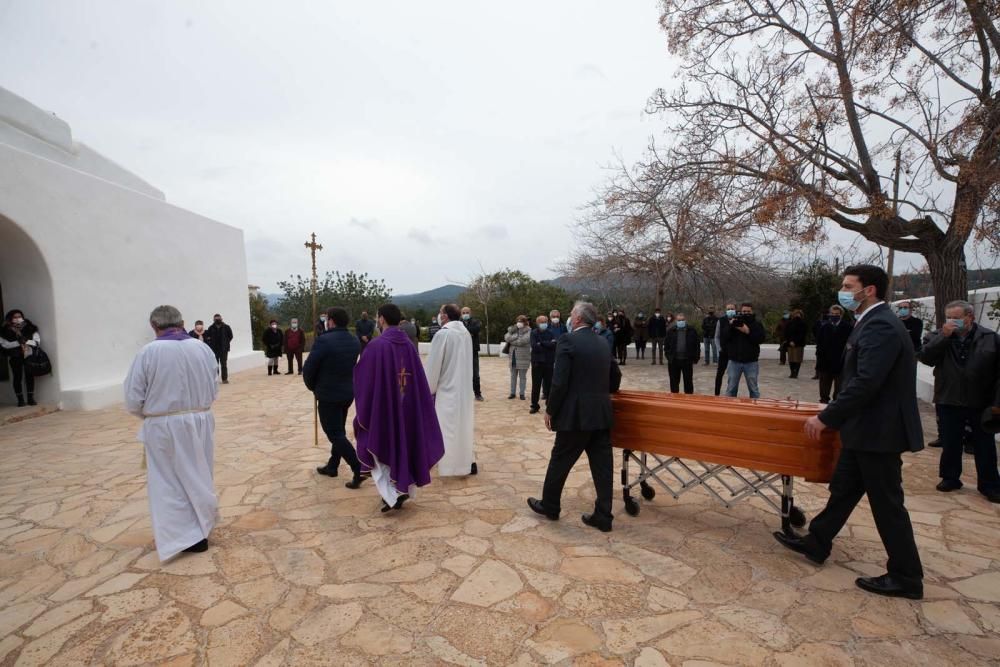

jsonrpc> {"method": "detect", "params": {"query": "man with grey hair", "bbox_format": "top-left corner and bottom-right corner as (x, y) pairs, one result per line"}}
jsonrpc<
(918, 300), (1000, 503)
(125, 305), (220, 559)
(528, 301), (622, 531)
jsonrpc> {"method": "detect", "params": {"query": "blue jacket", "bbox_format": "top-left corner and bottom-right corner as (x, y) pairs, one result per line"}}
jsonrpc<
(549, 322), (569, 340)
(302, 328), (360, 403)
(530, 328), (558, 364)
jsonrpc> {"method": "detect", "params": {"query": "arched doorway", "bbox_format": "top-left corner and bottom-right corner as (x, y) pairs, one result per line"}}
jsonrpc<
(0, 214), (56, 407)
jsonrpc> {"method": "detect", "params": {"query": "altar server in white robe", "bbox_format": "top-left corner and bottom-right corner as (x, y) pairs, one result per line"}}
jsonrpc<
(125, 305), (220, 560)
(426, 303), (477, 475)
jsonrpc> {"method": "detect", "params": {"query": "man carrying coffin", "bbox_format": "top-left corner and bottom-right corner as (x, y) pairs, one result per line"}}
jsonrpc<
(354, 304), (445, 511)
(125, 305), (219, 560)
(426, 303), (477, 475)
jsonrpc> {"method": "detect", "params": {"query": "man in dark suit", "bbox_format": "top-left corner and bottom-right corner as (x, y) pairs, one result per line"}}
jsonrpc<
(527, 301), (623, 532)
(303, 307), (366, 489)
(774, 265), (924, 599)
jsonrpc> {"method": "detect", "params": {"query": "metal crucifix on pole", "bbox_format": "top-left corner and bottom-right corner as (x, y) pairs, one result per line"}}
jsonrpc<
(305, 233), (323, 447)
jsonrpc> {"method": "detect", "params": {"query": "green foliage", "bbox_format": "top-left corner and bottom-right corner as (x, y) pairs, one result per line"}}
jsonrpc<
(275, 271), (392, 325)
(459, 269), (574, 343)
(249, 293), (273, 351)
(789, 260), (840, 342)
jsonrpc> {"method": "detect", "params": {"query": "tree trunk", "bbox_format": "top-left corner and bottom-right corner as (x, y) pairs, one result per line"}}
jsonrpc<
(925, 244), (968, 328)
(654, 280), (665, 310)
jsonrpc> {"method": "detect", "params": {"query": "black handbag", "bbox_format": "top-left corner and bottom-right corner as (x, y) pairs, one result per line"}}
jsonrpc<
(23, 345), (52, 377)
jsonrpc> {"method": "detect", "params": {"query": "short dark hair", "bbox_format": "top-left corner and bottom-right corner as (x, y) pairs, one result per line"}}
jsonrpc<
(194, 320), (204, 325)
(843, 264), (888, 300)
(213, 313), (221, 318)
(441, 303), (461, 322)
(378, 303), (402, 326)
(5, 309), (24, 322)
(326, 307), (349, 328)
(740, 302), (754, 310)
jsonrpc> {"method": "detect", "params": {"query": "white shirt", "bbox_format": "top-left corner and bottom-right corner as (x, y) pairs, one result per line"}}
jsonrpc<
(854, 300), (886, 326)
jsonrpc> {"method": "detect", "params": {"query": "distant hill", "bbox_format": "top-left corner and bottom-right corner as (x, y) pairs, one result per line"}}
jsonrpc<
(394, 284), (466, 310)
(892, 268), (1000, 298)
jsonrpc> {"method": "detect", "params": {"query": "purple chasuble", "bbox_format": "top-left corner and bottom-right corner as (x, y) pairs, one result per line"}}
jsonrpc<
(354, 327), (444, 489)
(156, 327), (192, 342)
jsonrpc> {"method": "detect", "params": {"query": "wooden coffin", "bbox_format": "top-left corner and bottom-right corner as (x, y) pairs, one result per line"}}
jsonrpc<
(611, 391), (841, 483)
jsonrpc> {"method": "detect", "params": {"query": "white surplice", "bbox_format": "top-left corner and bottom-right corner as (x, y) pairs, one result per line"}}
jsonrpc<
(425, 320), (475, 476)
(125, 336), (220, 561)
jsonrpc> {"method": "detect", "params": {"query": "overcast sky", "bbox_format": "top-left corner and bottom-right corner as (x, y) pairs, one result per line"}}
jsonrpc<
(1, 0), (967, 297)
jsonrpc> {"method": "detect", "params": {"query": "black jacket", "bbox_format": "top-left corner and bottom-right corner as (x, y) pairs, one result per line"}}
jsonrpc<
(530, 328), (558, 364)
(463, 317), (483, 352)
(647, 314), (668, 338)
(1, 319), (39, 356)
(901, 316), (924, 351)
(208, 322), (233, 354)
(919, 324), (1000, 409)
(547, 328), (622, 432)
(302, 328), (360, 403)
(815, 318), (852, 374)
(262, 327), (283, 358)
(725, 316), (766, 362)
(189, 329), (213, 346)
(716, 317), (731, 353)
(665, 326), (701, 363)
(785, 317), (808, 346)
(701, 315), (718, 340)
(819, 304), (923, 453)
(355, 318), (376, 342)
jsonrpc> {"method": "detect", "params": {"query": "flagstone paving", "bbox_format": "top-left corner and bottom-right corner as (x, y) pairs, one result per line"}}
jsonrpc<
(1, 356), (999, 665)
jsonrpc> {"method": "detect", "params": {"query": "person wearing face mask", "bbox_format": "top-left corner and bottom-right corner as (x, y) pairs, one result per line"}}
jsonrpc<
(207, 314), (234, 384)
(724, 302), (766, 398)
(529, 315), (558, 413)
(700, 310), (718, 365)
(784, 309), (808, 379)
(284, 318), (306, 374)
(665, 313), (700, 394)
(594, 316), (615, 352)
(647, 308), (667, 365)
(427, 316), (442, 341)
(775, 265), (925, 601)
(775, 311), (791, 366)
(549, 309), (568, 340)
(815, 305), (852, 403)
(897, 300), (924, 352)
(918, 300), (1000, 503)
(1, 309), (41, 406)
(399, 313), (419, 348)
(612, 309), (632, 366)
(262, 320), (284, 376)
(355, 311), (376, 353)
(426, 304), (477, 475)
(315, 313), (328, 338)
(504, 315), (532, 400)
(188, 320), (212, 346)
(633, 311), (648, 360)
(460, 306), (484, 402)
(714, 303), (737, 396)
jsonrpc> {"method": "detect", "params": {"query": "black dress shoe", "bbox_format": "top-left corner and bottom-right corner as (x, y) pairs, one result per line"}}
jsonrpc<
(527, 497), (558, 520)
(936, 479), (962, 492)
(475, 395), (484, 402)
(381, 494), (410, 512)
(581, 513), (612, 532)
(855, 574), (922, 600)
(529, 406), (540, 414)
(183, 538), (209, 553)
(345, 473), (365, 489)
(316, 466), (339, 477)
(508, 394), (516, 400)
(285, 371), (293, 375)
(927, 438), (941, 448)
(470, 462), (478, 475)
(981, 490), (1000, 504)
(772, 531), (826, 564)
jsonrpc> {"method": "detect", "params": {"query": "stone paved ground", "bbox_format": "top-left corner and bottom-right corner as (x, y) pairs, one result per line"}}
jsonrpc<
(1, 355), (999, 666)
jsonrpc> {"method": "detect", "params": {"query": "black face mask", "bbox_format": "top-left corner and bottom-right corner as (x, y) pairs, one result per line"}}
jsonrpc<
(741, 313), (754, 321)
(214, 320), (222, 325)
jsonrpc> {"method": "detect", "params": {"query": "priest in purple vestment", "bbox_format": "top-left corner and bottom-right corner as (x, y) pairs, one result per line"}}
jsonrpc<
(354, 303), (445, 511)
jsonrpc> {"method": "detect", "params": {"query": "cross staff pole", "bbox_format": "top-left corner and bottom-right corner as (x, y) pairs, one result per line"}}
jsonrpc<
(305, 233), (323, 447)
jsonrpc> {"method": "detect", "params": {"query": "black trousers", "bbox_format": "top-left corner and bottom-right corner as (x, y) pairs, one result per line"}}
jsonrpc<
(668, 359), (694, 394)
(818, 371), (841, 403)
(318, 399), (361, 474)
(541, 429), (613, 522)
(7, 355), (34, 397)
(714, 351), (729, 396)
(472, 348), (481, 397)
(635, 339), (647, 358)
(286, 350), (303, 373)
(808, 448), (923, 586)
(530, 362), (553, 409)
(938, 404), (1000, 493)
(616, 342), (629, 364)
(215, 350), (229, 382)
(650, 337), (665, 363)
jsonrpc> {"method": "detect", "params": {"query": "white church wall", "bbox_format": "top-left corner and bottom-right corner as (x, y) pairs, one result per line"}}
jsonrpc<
(0, 142), (259, 410)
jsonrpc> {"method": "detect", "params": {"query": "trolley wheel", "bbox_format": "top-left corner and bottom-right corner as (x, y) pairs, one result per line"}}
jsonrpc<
(789, 505), (806, 528)
(624, 497), (640, 516)
(640, 482), (656, 501)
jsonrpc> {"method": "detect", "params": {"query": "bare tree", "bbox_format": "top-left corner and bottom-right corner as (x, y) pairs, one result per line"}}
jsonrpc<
(652, 0), (1000, 324)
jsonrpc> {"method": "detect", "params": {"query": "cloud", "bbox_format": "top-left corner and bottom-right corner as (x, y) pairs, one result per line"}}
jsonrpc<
(408, 228), (434, 245)
(348, 217), (379, 232)
(478, 224), (508, 240)
(575, 63), (607, 81)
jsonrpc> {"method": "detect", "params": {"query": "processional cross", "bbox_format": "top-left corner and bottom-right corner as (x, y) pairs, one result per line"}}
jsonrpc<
(305, 233), (323, 446)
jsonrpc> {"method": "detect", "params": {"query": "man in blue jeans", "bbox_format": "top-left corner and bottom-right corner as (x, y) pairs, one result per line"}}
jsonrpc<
(725, 302), (766, 398)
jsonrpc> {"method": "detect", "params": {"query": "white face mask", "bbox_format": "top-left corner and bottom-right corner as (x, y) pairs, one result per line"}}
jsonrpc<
(291, 323), (298, 330)
(516, 322), (525, 329)
(270, 324), (278, 329)
(12, 318), (24, 325)
(320, 316), (327, 323)
(551, 317), (560, 324)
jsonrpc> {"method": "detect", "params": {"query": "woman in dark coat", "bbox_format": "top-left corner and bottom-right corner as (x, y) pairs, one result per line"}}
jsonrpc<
(784, 309), (808, 378)
(1, 309), (41, 406)
(612, 311), (633, 366)
(262, 320), (284, 376)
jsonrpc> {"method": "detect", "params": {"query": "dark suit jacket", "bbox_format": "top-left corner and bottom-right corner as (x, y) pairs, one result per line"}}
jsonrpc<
(302, 327), (360, 403)
(819, 303), (923, 453)
(546, 327), (622, 432)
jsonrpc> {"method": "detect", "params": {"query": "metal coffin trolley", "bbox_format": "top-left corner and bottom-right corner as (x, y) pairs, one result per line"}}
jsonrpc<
(611, 391), (841, 534)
